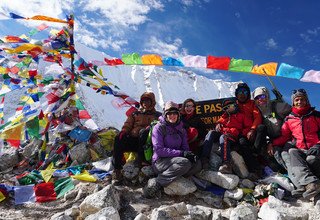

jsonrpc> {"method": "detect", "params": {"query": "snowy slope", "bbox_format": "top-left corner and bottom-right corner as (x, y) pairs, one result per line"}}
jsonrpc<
(75, 44), (241, 130)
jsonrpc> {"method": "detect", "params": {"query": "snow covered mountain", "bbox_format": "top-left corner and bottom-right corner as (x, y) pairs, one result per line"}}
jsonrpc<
(74, 44), (241, 130)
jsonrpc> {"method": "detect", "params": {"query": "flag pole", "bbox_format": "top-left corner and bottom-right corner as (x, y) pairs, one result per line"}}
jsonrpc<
(262, 68), (283, 101)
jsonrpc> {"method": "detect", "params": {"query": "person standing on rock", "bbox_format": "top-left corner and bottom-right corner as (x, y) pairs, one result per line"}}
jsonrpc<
(143, 101), (201, 198)
(112, 91), (161, 185)
(268, 89), (320, 199)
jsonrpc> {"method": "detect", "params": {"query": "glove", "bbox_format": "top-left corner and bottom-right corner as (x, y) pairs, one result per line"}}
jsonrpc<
(183, 151), (198, 163)
(307, 146), (320, 156)
(119, 131), (127, 140)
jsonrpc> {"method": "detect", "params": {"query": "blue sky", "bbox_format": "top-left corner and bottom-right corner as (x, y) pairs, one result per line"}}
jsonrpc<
(0, 0), (319, 108)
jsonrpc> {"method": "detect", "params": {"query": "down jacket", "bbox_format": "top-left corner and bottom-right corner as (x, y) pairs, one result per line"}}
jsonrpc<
(151, 116), (189, 163)
(121, 92), (161, 137)
(237, 99), (262, 133)
(217, 111), (252, 140)
(272, 108), (320, 149)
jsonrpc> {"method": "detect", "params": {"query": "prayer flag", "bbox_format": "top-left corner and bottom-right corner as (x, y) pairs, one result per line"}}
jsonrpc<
(276, 63), (304, 79)
(207, 56), (231, 70)
(228, 58), (253, 72)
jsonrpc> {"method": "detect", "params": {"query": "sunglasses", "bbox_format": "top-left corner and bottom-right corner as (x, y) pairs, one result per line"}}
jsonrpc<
(254, 94), (267, 100)
(237, 88), (249, 95)
(185, 104), (195, 108)
(292, 89), (306, 95)
(223, 103), (236, 111)
(141, 99), (152, 103)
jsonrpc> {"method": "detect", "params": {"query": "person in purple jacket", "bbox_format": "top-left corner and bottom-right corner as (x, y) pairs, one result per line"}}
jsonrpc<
(143, 101), (201, 198)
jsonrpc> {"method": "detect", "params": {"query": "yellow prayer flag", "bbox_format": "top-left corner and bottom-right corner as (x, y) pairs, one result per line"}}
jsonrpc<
(4, 44), (41, 54)
(0, 191), (6, 202)
(141, 54), (163, 65)
(251, 62), (278, 76)
(72, 171), (97, 182)
(41, 169), (56, 183)
(29, 15), (67, 24)
(0, 122), (24, 140)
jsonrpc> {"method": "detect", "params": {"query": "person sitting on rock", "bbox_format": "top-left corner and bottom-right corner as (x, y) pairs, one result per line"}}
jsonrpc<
(252, 86), (291, 171)
(112, 92), (161, 185)
(235, 82), (263, 176)
(180, 98), (207, 158)
(268, 89), (320, 199)
(213, 98), (251, 174)
(143, 101), (201, 198)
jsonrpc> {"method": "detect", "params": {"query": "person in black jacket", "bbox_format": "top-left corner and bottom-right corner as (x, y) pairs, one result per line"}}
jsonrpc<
(180, 98), (207, 156)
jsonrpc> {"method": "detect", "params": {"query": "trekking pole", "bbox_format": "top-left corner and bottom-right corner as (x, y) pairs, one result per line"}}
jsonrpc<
(262, 68), (284, 102)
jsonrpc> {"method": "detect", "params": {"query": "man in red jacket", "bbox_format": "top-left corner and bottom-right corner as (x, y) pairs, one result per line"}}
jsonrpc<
(269, 89), (320, 199)
(235, 83), (263, 175)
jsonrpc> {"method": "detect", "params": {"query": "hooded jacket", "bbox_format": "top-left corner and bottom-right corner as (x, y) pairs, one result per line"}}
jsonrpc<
(151, 115), (189, 163)
(272, 107), (320, 149)
(121, 92), (161, 137)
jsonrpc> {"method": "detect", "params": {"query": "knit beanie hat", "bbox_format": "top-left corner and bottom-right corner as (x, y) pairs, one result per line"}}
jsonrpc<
(252, 87), (270, 100)
(235, 83), (250, 98)
(291, 89), (309, 106)
(164, 101), (179, 114)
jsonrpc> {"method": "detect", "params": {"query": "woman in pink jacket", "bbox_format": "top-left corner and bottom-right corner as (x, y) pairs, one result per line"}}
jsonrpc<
(269, 89), (320, 199)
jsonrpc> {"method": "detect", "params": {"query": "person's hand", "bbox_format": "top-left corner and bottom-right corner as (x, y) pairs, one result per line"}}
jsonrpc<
(247, 129), (256, 142)
(215, 124), (222, 132)
(119, 130), (127, 140)
(307, 146), (320, 156)
(267, 143), (274, 156)
(183, 151), (198, 163)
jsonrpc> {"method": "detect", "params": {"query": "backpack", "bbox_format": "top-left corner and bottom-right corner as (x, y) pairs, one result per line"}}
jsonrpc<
(143, 120), (162, 163)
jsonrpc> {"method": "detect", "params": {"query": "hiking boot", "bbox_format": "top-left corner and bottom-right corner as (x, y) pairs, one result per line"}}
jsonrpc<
(291, 186), (305, 198)
(302, 182), (320, 200)
(142, 178), (162, 198)
(230, 151), (249, 178)
(219, 161), (233, 174)
(112, 169), (124, 186)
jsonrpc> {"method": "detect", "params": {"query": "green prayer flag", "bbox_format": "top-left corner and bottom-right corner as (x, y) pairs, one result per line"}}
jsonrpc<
(54, 177), (74, 199)
(122, 53), (142, 65)
(76, 99), (85, 110)
(26, 116), (40, 139)
(228, 58), (253, 72)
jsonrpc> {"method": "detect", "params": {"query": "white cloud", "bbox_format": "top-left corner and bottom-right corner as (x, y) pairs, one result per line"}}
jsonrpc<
(282, 46), (296, 57)
(265, 38), (277, 50)
(80, 0), (164, 27)
(0, 0), (73, 27)
(300, 33), (312, 43)
(143, 36), (188, 57)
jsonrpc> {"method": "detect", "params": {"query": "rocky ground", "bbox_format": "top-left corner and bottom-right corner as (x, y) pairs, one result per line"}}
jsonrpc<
(1, 169), (320, 220)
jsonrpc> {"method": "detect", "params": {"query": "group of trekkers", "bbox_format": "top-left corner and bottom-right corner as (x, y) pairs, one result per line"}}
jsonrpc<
(111, 83), (320, 200)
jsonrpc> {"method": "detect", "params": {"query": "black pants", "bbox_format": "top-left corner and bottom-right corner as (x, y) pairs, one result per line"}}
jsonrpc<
(113, 129), (149, 170)
(238, 136), (261, 173)
(254, 124), (268, 152)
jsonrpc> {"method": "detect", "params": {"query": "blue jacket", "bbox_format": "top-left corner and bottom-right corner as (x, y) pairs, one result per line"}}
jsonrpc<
(152, 116), (189, 163)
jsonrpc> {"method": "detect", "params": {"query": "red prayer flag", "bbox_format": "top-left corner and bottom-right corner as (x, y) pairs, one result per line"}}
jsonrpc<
(79, 110), (91, 119)
(28, 69), (38, 77)
(104, 58), (124, 66)
(6, 139), (20, 148)
(46, 93), (60, 104)
(207, 55), (231, 70)
(34, 182), (57, 202)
